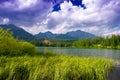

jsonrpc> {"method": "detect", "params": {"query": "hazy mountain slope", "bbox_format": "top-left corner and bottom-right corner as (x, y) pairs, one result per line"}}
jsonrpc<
(35, 30), (96, 40)
(0, 24), (35, 41)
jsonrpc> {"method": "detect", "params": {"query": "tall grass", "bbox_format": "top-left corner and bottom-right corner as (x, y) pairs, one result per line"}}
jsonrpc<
(0, 56), (115, 80)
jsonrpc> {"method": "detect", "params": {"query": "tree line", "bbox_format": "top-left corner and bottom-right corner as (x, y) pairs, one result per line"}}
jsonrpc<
(73, 35), (120, 49)
(32, 35), (120, 49)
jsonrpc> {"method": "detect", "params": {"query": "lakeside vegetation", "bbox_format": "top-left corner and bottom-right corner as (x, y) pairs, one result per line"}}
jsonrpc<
(73, 35), (120, 49)
(0, 28), (116, 80)
(0, 56), (115, 80)
(32, 35), (120, 49)
(31, 39), (74, 47)
(0, 28), (36, 56)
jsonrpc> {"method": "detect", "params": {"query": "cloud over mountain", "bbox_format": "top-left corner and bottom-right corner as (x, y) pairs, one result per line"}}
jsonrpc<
(0, 0), (120, 36)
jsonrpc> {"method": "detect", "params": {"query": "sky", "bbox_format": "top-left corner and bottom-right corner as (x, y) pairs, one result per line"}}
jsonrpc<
(0, 0), (120, 36)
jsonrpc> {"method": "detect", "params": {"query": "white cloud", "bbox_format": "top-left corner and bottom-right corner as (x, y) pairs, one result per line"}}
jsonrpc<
(38, 0), (120, 36)
(104, 30), (120, 36)
(19, 0), (120, 36)
(61, 1), (73, 10)
(2, 18), (9, 24)
(17, 0), (38, 9)
(20, 21), (48, 35)
(21, 25), (46, 35)
(0, 0), (38, 10)
(0, 1), (15, 9)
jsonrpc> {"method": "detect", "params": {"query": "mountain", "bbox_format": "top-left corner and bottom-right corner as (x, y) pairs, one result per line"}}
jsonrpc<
(0, 24), (96, 40)
(55, 34), (73, 39)
(35, 31), (56, 39)
(66, 30), (95, 39)
(35, 30), (96, 40)
(0, 24), (35, 41)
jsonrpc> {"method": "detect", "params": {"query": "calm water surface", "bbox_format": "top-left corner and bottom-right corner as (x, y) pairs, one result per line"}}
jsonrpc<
(37, 47), (120, 60)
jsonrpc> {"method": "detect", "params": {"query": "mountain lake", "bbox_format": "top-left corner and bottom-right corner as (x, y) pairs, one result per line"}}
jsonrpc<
(37, 47), (120, 60)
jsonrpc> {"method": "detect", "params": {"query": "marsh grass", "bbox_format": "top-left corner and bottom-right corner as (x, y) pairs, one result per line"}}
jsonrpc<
(0, 56), (115, 80)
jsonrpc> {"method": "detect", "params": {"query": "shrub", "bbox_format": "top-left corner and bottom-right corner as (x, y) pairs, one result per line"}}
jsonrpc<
(19, 41), (37, 56)
(0, 27), (37, 56)
(0, 28), (19, 56)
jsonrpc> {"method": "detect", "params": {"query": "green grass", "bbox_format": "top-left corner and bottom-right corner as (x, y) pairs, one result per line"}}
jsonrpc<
(0, 56), (115, 80)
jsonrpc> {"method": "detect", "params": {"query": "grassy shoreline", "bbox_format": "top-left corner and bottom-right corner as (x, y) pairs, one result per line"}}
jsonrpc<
(0, 55), (115, 80)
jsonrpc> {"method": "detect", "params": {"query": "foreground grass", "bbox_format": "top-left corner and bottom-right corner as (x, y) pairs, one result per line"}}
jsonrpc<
(0, 56), (115, 80)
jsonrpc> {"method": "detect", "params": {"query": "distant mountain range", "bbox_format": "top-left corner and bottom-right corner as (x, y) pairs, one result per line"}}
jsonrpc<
(35, 30), (96, 40)
(0, 24), (35, 41)
(0, 24), (96, 40)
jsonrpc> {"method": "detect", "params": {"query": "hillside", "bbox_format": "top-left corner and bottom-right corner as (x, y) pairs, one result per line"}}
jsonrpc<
(0, 24), (35, 41)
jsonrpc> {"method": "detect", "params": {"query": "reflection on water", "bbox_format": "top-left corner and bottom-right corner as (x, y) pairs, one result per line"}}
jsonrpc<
(37, 47), (120, 60)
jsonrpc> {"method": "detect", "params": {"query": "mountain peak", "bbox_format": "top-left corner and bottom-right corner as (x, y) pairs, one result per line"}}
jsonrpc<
(76, 30), (82, 32)
(46, 31), (53, 34)
(38, 31), (52, 34)
(36, 31), (55, 39)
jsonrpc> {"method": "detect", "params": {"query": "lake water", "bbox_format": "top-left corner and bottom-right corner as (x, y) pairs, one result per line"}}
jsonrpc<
(37, 47), (120, 60)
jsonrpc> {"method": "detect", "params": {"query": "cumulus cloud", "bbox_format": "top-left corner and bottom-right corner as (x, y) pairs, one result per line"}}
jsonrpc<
(0, 0), (38, 10)
(0, 0), (53, 26)
(0, 0), (120, 36)
(35, 0), (120, 36)
(0, 17), (10, 24)
(2, 18), (10, 24)
(17, 0), (38, 10)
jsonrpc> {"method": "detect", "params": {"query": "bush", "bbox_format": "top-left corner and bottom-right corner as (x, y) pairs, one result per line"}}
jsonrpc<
(19, 41), (37, 56)
(0, 28), (37, 56)
(0, 28), (19, 56)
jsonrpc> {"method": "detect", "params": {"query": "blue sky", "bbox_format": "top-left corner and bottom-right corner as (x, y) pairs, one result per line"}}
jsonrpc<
(0, 0), (120, 36)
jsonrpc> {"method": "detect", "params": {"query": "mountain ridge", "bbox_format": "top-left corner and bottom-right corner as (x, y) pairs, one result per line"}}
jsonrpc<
(35, 30), (96, 40)
(0, 24), (96, 40)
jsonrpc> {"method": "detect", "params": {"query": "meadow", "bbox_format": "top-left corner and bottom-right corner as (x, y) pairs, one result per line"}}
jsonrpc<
(0, 55), (115, 80)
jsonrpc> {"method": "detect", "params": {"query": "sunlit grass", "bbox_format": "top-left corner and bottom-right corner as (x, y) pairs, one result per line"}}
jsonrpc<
(0, 56), (115, 80)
